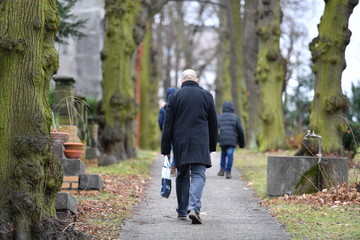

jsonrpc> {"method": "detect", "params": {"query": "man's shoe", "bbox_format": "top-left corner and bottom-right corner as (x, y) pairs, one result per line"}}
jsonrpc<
(177, 215), (187, 220)
(217, 169), (225, 176)
(188, 210), (202, 224)
(226, 171), (232, 179)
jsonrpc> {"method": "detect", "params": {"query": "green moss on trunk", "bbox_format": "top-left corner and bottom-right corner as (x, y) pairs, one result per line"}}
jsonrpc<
(0, 0), (80, 239)
(309, 0), (358, 155)
(225, 0), (248, 129)
(231, 0), (248, 132)
(243, 0), (260, 149)
(256, 0), (287, 151)
(139, 19), (160, 150)
(100, 0), (141, 160)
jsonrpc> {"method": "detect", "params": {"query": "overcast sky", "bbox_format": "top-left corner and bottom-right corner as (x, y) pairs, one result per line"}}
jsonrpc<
(342, 4), (360, 96)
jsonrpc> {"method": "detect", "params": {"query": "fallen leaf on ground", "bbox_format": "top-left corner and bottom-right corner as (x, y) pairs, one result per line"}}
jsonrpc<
(263, 183), (360, 206)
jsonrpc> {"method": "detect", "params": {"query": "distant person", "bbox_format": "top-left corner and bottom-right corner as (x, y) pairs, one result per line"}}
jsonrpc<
(158, 87), (176, 131)
(158, 87), (176, 175)
(217, 101), (245, 179)
(161, 69), (218, 224)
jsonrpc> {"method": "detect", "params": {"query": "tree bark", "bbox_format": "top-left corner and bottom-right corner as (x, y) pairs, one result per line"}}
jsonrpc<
(215, 3), (232, 113)
(308, 0), (358, 155)
(99, 0), (142, 161)
(137, 0), (167, 150)
(225, 0), (248, 129)
(138, 19), (160, 150)
(243, 0), (260, 148)
(0, 0), (84, 239)
(256, 0), (287, 151)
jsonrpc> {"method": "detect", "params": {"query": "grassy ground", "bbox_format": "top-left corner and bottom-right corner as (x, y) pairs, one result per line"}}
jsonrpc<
(234, 149), (360, 240)
(268, 203), (360, 239)
(72, 150), (157, 239)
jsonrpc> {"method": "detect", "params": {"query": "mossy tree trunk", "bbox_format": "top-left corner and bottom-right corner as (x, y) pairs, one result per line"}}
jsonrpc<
(100, 1), (142, 161)
(243, 0), (260, 148)
(308, 0), (358, 155)
(256, 0), (287, 151)
(0, 1), (83, 239)
(225, 0), (248, 129)
(215, 3), (232, 113)
(138, 0), (167, 149)
(138, 19), (160, 150)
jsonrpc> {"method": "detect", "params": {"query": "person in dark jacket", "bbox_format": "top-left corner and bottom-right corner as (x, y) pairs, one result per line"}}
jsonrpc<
(158, 87), (176, 130)
(158, 87), (177, 175)
(217, 101), (245, 179)
(161, 69), (218, 224)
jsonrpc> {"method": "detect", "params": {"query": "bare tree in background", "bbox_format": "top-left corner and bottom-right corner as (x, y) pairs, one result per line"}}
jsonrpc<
(215, 3), (232, 113)
(154, 1), (219, 99)
(280, 0), (316, 107)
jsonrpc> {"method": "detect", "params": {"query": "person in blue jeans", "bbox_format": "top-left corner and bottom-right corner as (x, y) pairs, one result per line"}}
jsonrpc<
(161, 69), (218, 224)
(217, 102), (245, 179)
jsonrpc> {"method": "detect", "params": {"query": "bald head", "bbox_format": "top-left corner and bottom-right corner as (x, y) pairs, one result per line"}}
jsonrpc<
(181, 69), (198, 83)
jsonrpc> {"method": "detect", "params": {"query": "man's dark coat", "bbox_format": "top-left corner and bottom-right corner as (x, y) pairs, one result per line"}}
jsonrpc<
(161, 81), (218, 168)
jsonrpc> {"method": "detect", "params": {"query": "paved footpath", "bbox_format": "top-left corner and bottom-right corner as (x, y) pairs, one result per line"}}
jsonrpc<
(119, 152), (291, 240)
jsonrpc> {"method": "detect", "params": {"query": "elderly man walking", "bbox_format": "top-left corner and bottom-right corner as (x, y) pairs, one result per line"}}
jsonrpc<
(161, 69), (218, 224)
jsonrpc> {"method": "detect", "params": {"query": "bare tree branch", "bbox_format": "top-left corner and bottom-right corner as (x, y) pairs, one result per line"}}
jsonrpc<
(150, 0), (169, 14)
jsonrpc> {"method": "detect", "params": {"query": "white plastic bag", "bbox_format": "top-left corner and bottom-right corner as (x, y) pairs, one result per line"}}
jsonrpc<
(160, 155), (172, 198)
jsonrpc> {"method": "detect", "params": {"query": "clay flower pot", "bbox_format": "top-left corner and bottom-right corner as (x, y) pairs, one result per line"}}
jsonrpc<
(50, 131), (70, 145)
(64, 149), (84, 159)
(63, 142), (84, 150)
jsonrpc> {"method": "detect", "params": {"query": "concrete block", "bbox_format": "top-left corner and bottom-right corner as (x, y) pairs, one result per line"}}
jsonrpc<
(86, 147), (100, 158)
(79, 174), (103, 190)
(320, 157), (349, 188)
(60, 158), (85, 176)
(56, 192), (77, 214)
(51, 140), (64, 159)
(267, 156), (348, 197)
(98, 155), (117, 166)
